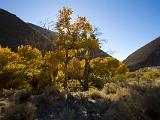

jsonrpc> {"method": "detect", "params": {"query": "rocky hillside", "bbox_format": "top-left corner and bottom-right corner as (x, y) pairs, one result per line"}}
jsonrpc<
(123, 37), (160, 71)
(0, 9), (109, 58)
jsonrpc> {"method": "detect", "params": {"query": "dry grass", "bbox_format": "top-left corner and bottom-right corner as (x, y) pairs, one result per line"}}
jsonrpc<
(1, 75), (160, 120)
(4, 102), (36, 120)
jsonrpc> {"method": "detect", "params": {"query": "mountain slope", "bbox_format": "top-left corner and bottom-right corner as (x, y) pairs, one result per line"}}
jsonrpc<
(0, 9), (53, 52)
(27, 23), (57, 41)
(123, 37), (160, 71)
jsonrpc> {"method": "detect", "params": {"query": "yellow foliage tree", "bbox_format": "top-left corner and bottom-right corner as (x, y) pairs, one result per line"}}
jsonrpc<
(90, 57), (128, 78)
(0, 47), (19, 67)
(68, 57), (84, 81)
(55, 7), (100, 90)
(0, 47), (25, 89)
(17, 45), (43, 90)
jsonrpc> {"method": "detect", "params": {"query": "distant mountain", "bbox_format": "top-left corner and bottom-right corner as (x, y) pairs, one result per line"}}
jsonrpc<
(0, 8), (109, 58)
(123, 37), (160, 71)
(0, 8), (53, 52)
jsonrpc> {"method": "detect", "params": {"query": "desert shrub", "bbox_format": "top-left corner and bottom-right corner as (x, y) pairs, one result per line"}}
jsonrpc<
(34, 94), (54, 109)
(10, 90), (32, 104)
(116, 63), (129, 75)
(42, 86), (59, 95)
(103, 101), (135, 120)
(68, 80), (82, 92)
(0, 89), (15, 97)
(93, 98), (110, 114)
(127, 70), (160, 81)
(88, 88), (106, 100)
(142, 72), (152, 80)
(148, 70), (160, 79)
(102, 83), (119, 94)
(111, 75), (127, 83)
(33, 87), (59, 109)
(58, 109), (77, 120)
(88, 75), (106, 89)
(129, 84), (160, 119)
(103, 75), (126, 84)
(4, 103), (37, 120)
(143, 87), (160, 120)
(126, 72), (137, 78)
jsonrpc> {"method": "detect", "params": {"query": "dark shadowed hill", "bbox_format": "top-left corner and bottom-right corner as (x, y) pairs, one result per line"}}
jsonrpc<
(27, 23), (57, 42)
(123, 37), (160, 71)
(0, 8), (53, 52)
(0, 8), (109, 58)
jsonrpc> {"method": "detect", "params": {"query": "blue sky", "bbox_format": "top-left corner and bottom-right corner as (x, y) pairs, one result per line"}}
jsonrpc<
(0, 0), (160, 60)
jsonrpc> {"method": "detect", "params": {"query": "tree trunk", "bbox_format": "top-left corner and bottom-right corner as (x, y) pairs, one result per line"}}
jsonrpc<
(64, 50), (69, 89)
(82, 60), (90, 91)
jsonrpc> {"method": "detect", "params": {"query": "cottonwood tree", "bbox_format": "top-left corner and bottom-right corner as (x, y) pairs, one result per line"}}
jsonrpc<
(55, 7), (74, 89)
(90, 57), (128, 79)
(55, 7), (100, 90)
(75, 16), (100, 90)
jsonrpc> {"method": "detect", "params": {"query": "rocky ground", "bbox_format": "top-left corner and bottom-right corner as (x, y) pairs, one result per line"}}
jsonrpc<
(0, 77), (160, 120)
